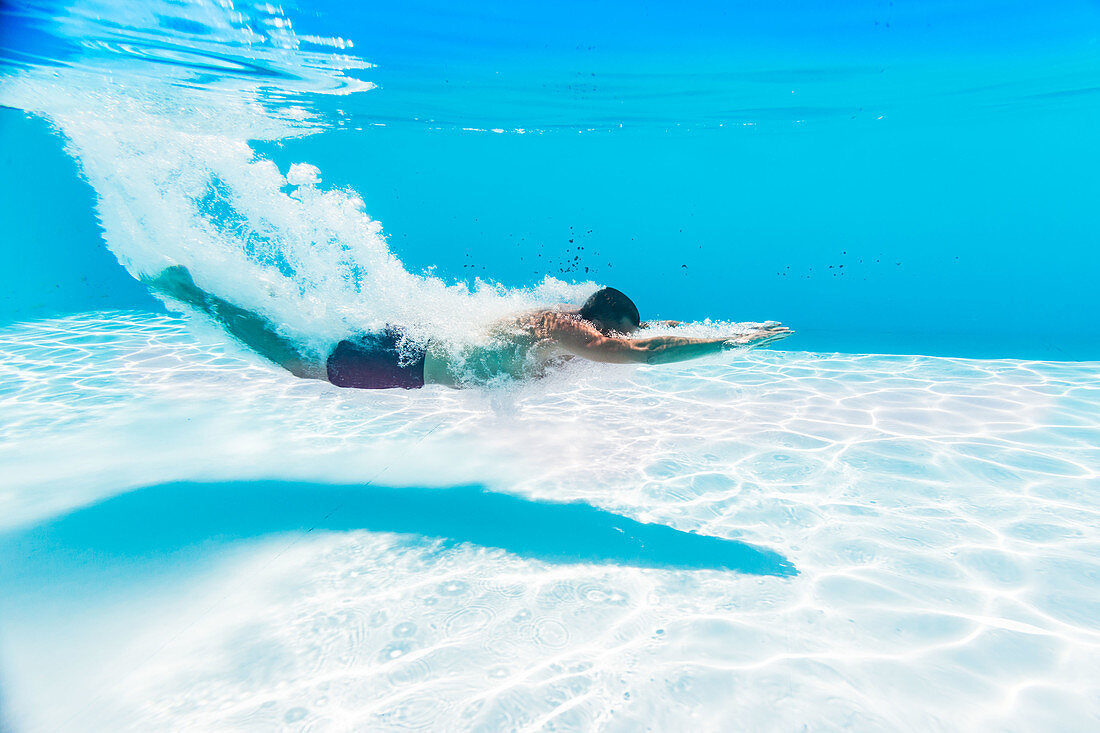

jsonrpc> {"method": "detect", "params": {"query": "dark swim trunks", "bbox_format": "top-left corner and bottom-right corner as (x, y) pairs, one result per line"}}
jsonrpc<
(326, 327), (426, 390)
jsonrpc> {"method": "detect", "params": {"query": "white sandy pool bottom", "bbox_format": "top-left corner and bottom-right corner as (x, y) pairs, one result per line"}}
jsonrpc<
(0, 312), (1098, 731)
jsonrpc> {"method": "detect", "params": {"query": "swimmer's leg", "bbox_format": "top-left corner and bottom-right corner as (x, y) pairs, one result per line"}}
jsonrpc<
(146, 265), (326, 380)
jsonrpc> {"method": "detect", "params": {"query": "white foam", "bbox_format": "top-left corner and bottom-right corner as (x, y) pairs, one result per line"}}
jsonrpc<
(0, 0), (601, 362)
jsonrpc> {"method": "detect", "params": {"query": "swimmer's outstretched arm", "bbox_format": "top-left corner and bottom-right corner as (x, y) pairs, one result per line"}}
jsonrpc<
(552, 319), (792, 365)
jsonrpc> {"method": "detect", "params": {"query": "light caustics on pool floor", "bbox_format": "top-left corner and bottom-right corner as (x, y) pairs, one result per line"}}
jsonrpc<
(0, 312), (1098, 731)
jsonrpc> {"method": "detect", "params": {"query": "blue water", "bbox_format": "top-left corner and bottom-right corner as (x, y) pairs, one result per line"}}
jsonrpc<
(1, 1), (1099, 730)
(3, 0), (1100, 356)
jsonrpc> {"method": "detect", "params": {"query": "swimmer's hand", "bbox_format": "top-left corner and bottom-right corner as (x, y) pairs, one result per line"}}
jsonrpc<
(723, 322), (793, 350)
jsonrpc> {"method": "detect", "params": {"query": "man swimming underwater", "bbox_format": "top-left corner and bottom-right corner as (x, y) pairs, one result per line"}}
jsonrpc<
(147, 265), (792, 389)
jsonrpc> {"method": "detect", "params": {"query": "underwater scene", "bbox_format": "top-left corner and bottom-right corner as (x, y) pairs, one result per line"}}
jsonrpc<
(1, 0), (1098, 730)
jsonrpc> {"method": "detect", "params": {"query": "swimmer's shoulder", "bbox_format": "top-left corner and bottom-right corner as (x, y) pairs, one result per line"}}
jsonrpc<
(494, 307), (575, 335)
(525, 308), (583, 339)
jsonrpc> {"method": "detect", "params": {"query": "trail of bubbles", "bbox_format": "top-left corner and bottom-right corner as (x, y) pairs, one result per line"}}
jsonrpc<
(0, 0), (595, 360)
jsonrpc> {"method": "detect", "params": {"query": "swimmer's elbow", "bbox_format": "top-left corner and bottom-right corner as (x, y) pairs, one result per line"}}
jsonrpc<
(633, 342), (666, 364)
(571, 337), (646, 364)
(612, 340), (657, 364)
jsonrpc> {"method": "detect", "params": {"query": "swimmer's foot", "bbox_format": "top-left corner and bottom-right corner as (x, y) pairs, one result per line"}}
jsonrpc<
(146, 265), (206, 307)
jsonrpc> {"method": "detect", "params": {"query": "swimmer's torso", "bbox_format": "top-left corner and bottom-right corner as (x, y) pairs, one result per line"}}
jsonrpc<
(422, 309), (572, 387)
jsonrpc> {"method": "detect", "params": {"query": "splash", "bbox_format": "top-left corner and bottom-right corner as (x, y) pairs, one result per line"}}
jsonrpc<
(0, 0), (594, 361)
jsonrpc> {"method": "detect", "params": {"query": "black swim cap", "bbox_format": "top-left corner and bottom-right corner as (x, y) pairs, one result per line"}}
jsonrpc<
(578, 287), (641, 329)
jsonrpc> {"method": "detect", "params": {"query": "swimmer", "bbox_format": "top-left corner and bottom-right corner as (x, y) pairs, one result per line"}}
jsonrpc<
(146, 265), (793, 389)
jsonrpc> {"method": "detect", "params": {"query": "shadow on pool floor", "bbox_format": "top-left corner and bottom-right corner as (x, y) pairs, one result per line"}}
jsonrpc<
(3, 481), (796, 578)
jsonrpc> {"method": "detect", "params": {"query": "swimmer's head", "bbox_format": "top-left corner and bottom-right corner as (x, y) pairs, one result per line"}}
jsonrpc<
(579, 287), (641, 335)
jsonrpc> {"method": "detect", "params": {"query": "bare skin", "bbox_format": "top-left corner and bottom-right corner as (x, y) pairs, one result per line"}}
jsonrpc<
(423, 310), (792, 387)
(147, 265), (793, 387)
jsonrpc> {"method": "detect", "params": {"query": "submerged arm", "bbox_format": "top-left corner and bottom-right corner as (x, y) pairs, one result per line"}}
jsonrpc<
(550, 318), (792, 365)
(624, 335), (731, 364)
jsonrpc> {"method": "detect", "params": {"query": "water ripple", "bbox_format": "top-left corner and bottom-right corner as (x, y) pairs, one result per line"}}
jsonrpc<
(1, 312), (1099, 730)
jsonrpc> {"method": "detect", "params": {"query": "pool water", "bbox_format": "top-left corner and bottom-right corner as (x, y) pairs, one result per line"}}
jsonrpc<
(1, 1), (1099, 731)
